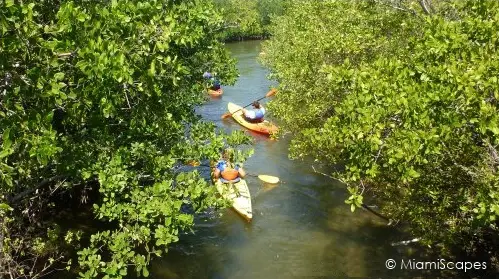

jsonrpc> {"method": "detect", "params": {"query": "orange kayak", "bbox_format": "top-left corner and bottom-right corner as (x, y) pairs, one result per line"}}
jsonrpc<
(208, 88), (223, 97)
(227, 102), (278, 135)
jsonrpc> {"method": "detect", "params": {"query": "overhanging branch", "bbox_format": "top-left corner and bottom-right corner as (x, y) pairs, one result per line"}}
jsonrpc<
(8, 175), (67, 204)
(311, 165), (393, 224)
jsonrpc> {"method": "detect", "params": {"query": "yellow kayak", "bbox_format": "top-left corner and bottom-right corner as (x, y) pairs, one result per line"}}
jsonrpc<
(227, 102), (278, 135)
(215, 178), (252, 221)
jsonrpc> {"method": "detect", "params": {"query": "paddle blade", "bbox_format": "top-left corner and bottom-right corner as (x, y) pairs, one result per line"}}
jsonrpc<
(221, 112), (233, 119)
(266, 88), (278, 97)
(258, 175), (280, 184)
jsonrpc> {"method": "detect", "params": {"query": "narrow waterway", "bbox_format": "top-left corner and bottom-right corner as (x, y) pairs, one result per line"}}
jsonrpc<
(149, 41), (437, 279)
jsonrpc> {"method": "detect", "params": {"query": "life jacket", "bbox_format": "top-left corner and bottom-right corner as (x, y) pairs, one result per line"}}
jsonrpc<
(221, 168), (239, 180)
(216, 161), (239, 180)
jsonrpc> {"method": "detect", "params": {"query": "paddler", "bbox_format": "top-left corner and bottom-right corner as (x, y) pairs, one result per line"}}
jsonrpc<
(213, 149), (246, 182)
(203, 71), (221, 91)
(242, 101), (266, 123)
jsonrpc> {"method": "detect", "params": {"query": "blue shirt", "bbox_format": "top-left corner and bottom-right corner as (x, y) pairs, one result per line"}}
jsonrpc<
(244, 107), (266, 120)
(216, 160), (239, 172)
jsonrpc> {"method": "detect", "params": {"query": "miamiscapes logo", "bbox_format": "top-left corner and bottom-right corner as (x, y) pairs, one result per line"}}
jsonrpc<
(385, 258), (487, 272)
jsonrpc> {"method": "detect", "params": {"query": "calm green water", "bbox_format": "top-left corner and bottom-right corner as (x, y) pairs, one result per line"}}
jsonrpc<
(149, 41), (433, 279)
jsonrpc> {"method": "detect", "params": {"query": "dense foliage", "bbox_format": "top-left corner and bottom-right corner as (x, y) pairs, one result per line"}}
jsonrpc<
(0, 0), (250, 278)
(213, 0), (286, 40)
(262, 0), (499, 265)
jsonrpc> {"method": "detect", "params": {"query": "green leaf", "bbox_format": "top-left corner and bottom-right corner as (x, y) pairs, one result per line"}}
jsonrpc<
(142, 267), (149, 277)
(3, 128), (11, 149)
(77, 13), (86, 22)
(0, 203), (13, 212)
(0, 149), (10, 159)
(4, 176), (13, 187)
(54, 72), (65, 81)
(149, 60), (156, 76)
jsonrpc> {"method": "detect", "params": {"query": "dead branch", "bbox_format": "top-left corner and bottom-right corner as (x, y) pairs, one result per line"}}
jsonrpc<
(418, 0), (433, 14)
(9, 175), (67, 204)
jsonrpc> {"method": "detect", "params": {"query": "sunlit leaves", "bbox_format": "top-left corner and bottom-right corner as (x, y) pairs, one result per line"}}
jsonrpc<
(345, 186), (363, 212)
(0, 0), (239, 278)
(263, 0), (499, 258)
(213, 0), (286, 40)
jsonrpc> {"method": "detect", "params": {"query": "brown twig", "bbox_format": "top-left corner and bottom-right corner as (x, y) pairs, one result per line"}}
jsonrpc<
(311, 165), (346, 184)
(124, 88), (132, 109)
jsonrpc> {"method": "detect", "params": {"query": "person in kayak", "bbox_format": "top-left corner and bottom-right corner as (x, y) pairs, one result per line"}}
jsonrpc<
(203, 71), (221, 91)
(213, 149), (246, 182)
(242, 101), (266, 123)
(212, 78), (221, 90)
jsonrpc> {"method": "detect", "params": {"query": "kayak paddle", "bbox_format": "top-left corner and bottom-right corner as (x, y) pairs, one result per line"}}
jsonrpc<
(221, 88), (277, 119)
(240, 173), (280, 184)
(187, 162), (280, 183)
(257, 175), (280, 184)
